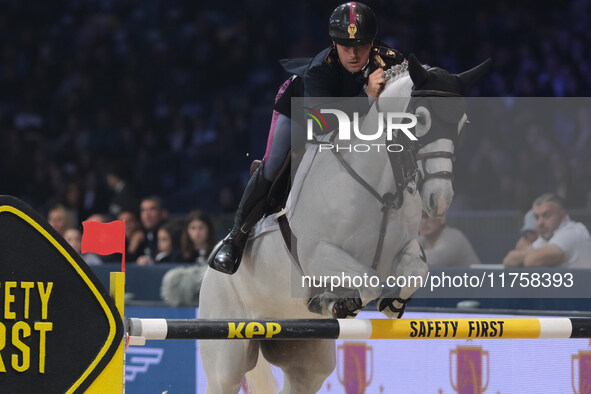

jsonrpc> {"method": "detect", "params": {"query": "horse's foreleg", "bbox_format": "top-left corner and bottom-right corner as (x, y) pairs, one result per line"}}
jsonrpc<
(302, 241), (383, 312)
(378, 239), (428, 318)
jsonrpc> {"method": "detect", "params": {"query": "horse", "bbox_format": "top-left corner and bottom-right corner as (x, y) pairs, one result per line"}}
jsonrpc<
(198, 54), (491, 394)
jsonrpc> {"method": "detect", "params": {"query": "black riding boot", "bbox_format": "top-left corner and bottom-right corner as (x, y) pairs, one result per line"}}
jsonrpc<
(208, 166), (272, 274)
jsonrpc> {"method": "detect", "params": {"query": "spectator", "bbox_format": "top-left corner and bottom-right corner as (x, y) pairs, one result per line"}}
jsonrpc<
(519, 209), (539, 244)
(106, 164), (139, 218)
(117, 210), (145, 262)
(138, 221), (182, 265)
(139, 196), (168, 263)
(3, 1), (591, 214)
(418, 212), (481, 267)
(502, 209), (539, 266)
(218, 186), (238, 214)
(181, 210), (217, 265)
(63, 227), (102, 265)
(60, 181), (84, 224)
(503, 193), (591, 268)
(85, 213), (109, 223)
(48, 204), (74, 236)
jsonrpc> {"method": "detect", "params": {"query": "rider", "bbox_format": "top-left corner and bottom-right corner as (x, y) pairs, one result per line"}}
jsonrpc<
(209, 2), (405, 275)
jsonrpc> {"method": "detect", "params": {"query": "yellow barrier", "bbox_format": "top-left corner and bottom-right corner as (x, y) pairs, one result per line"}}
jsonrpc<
(86, 272), (126, 393)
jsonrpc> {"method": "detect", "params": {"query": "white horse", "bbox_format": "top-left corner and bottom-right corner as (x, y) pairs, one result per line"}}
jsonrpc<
(198, 54), (490, 394)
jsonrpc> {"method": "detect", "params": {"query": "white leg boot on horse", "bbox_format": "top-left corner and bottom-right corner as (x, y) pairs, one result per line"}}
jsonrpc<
(260, 339), (336, 394)
(377, 239), (428, 318)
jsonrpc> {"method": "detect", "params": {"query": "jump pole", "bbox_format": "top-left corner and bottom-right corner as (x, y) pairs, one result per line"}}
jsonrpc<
(126, 317), (591, 341)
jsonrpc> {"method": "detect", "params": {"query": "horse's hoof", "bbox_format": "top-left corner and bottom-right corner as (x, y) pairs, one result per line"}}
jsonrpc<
(377, 297), (411, 319)
(331, 297), (362, 318)
(306, 295), (324, 315)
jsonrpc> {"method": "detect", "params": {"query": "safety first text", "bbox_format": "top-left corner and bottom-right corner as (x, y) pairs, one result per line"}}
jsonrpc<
(0, 281), (53, 374)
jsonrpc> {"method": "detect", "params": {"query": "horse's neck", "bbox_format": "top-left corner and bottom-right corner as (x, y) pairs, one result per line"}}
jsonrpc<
(375, 73), (414, 115)
(358, 74), (414, 144)
(320, 75), (414, 194)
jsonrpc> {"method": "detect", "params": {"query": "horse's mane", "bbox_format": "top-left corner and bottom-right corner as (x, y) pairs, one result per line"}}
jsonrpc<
(383, 61), (409, 84)
(380, 62), (413, 98)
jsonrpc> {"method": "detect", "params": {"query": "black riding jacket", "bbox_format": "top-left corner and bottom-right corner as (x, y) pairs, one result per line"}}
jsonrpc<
(274, 40), (405, 119)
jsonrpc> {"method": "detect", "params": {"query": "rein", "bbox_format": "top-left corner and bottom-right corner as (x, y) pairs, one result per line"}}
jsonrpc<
(294, 70), (461, 272)
(325, 131), (405, 270)
(314, 85), (461, 270)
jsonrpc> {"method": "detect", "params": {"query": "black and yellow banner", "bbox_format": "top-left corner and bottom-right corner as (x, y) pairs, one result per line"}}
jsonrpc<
(0, 196), (123, 393)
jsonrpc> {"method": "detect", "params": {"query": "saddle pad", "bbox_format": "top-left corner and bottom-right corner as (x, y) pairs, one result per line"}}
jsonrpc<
(249, 134), (330, 240)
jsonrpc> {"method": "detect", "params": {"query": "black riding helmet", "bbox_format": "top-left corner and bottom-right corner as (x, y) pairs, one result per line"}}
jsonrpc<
(329, 2), (377, 47)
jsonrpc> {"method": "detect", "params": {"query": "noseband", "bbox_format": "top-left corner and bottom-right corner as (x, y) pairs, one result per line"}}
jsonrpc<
(415, 150), (455, 184)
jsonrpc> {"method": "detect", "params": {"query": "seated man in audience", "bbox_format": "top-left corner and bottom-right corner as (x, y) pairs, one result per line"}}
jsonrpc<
(138, 196), (168, 263)
(502, 209), (538, 265)
(418, 212), (481, 267)
(503, 193), (591, 268)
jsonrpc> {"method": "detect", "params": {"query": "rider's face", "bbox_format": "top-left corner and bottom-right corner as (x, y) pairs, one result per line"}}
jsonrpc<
(334, 42), (372, 73)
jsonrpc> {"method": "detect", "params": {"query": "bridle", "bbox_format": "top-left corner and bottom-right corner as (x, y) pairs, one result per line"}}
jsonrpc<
(318, 87), (465, 208)
(309, 84), (465, 270)
(410, 89), (464, 188)
(415, 150), (455, 185)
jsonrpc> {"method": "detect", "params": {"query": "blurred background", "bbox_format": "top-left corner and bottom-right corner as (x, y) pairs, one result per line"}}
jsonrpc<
(3, 4), (589, 389)
(1, 0), (591, 261)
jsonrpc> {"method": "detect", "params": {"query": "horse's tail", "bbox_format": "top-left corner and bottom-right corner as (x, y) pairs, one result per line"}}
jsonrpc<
(244, 350), (278, 394)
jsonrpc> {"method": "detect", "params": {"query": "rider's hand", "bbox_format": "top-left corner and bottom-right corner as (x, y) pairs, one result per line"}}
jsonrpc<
(366, 68), (385, 99)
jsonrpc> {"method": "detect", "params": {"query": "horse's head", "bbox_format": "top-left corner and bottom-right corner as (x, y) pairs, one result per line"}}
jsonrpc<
(406, 54), (491, 217)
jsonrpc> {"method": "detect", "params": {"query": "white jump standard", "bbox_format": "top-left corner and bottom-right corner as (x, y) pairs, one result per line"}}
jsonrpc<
(126, 317), (591, 341)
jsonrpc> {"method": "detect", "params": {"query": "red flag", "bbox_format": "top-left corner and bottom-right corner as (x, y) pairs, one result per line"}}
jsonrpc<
(81, 220), (126, 271)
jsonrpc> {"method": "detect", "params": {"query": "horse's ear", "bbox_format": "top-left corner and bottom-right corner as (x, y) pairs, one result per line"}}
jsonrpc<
(456, 58), (492, 91)
(408, 53), (429, 87)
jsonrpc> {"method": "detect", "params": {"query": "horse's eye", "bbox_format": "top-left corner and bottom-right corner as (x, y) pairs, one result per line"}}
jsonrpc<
(458, 113), (468, 135)
(414, 106), (431, 137)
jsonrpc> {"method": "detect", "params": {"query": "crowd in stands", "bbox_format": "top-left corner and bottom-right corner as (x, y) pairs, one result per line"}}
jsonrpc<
(49, 194), (217, 267)
(1, 0), (591, 220)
